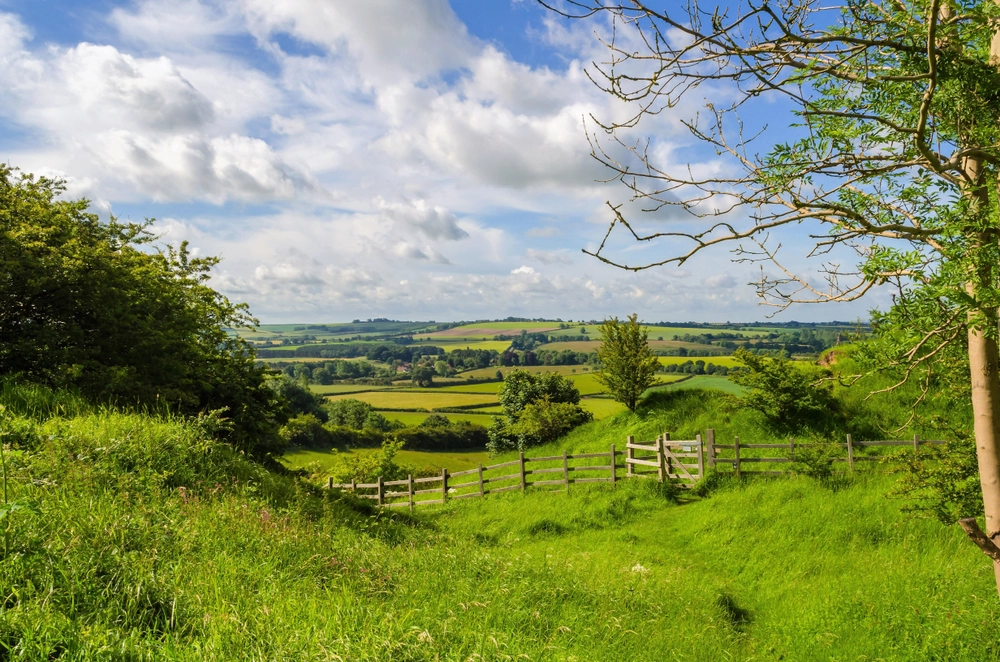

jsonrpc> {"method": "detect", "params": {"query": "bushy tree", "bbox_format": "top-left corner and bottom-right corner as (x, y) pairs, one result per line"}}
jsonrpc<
(487, 370), (589, 453)
(729, 349), (836, 430)
(596, 314), (659, 411)
(411, 366), (435, 387)
(0, 167), (281, 456)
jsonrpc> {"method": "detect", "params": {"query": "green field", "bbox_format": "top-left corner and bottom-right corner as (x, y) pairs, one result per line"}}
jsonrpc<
(281, 447), (490, 474)
(309, 383), (390, 395)
(579, 397), (629, 418)
(651, 374), (746, 395)
(377, 411), (498, 427)
(326, 391), (497, 411)
(658, 355), (744, 367)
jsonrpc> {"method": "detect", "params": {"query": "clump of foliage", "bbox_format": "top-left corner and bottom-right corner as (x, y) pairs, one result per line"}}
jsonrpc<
(323, 398), (398, 433)
(729, 349), (836, 431)
(0, 167), (282, 456)
(419, 414), (452, 428)
(270, 376), (329, 422)
(508, 398), (593, 448)
(487, 370), (591, 453)
(411, 366), (435, 387)
(596, 314), (659, 411)
(327, 439), (419, 484)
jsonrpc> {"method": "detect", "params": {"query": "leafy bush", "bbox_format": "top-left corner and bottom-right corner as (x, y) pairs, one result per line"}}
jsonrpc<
(393, 422), (489, 450)
(509, 399), (592, 447)
(487, 371), (590, 453)
(498, 370), (580, 416)
(324, 398), (398, 432)
(279, 414), (333, 447)
(729, 349), (836, 430)
(328, 439), (421, 483)
(270, 377), (328, 422)
(323, 425), (385, 449)
(791, 440), (843, 480)
(418, 414), (452, 428)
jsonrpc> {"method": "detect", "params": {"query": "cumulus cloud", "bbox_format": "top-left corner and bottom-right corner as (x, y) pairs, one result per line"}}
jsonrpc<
(376, 198), (469, 241)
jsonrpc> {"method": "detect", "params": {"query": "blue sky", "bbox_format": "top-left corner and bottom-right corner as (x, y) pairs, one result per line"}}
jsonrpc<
(0, 0), (881, 323)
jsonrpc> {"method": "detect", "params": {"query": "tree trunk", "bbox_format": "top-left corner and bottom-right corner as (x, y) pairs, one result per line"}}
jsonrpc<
(966, 318), (1000, 594)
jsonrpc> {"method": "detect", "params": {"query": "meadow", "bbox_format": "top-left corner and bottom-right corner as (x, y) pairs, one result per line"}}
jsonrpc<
(4, 378), (997, 660)
(377, 411), (498, 427)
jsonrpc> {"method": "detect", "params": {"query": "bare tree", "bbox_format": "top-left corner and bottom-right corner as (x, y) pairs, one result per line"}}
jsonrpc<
(540, 0), (1000, 593)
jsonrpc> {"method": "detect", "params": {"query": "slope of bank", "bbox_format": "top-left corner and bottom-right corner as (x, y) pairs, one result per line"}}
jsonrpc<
(2, 380), (997, 660)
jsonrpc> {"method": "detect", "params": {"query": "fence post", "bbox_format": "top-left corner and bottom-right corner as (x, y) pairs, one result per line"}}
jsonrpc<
(563, 450), (570, 493)
(846, 434), (854, 471)
(696, 434), (704, 480)
(626, 435), (635, 477)
(350, 478), (356, 493)
(408, 474), (414, 512)
(913, 433), (920, 452)
(441, 468), (448, 504)
(519, 451), (526, 492)
(657, 435), (666, 483)
(734, 436), (741, 479)
(789, 437), (795, 459)
(327, 476), (333, 489)
(664, 432), (673, 478)
(377, 476), (384, 506)
(610, 443), (617, 486)
(706, 429), (716, 469)
(478, 463), (485, 497)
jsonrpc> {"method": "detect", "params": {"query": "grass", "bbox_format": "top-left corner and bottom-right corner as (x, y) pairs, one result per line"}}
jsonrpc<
(579, 397), (629, 419)
(461, 365), (595, 379)
(281, 447), (490, 474)
(652, 374), (745, 395)
(5, 376), (999, 659)
(325, 391), (498, 411)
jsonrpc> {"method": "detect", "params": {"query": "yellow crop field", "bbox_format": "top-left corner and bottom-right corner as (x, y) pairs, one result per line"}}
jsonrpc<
(310, 384), (390, 395)
(326, 391), (497, 411)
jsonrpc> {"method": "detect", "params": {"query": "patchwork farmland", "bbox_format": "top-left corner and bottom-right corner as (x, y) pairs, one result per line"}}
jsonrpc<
(246, 320), (851, 430)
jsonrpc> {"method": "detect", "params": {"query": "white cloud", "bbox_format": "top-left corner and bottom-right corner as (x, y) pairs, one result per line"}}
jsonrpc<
(376, 198), (469, 241)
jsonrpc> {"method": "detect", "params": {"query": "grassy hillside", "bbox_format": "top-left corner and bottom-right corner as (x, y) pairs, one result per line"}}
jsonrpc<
(3, 377), (997, 659)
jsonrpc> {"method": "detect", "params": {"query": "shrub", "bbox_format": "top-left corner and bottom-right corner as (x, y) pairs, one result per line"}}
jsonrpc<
(393, 422), (489, 451)
(328, 439), (419, 483)
(419, 414), (452, 428)
(278, 413), (332, 447)
(509, 399), (592, 447)
(324, 398), (398, 432)
(729, 349), (836, 430)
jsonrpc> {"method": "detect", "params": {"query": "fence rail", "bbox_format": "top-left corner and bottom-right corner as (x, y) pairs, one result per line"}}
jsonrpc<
(326, 430), (948, 508)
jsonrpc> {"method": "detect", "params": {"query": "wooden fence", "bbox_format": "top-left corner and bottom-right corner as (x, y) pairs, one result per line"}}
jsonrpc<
(328, 445), (619, 510)
(704, 431), (945, 477)
(326, 430), (947, 508)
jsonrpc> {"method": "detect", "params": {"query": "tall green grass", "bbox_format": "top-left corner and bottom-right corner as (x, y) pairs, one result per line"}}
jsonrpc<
(2, 378), (997, 659)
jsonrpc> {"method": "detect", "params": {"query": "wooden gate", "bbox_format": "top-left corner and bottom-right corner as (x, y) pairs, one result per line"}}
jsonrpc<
(624, 433), (704, 488)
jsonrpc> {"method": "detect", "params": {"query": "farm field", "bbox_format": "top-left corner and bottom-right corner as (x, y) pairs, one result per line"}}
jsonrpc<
(326, 391), (497, 411)
(422, 321), (563, 340)
(464, 365), (595, 380)
(658, 355), (743, 368)
(579, 397), (628, 418)
(310, 384), (391, 395)
(651, 374), (746, 395)
(281, 447), (490, 474)
(377, 411), (498, 427)
(412, 339), (513, 353)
